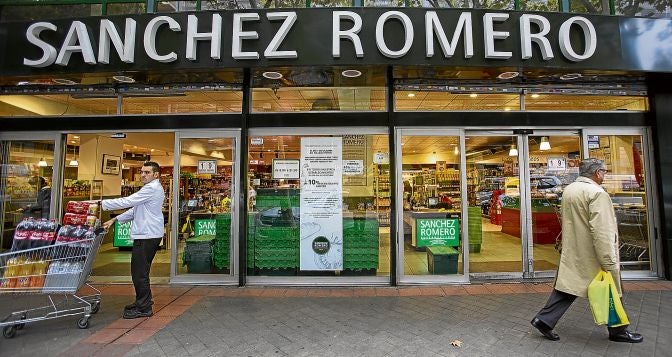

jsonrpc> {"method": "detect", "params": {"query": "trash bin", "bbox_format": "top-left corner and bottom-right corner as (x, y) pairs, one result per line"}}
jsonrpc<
(427, 246), (459, 274)
(183, 235), (214, 273)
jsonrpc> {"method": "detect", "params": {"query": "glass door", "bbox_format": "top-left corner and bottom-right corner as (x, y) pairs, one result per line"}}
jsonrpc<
(526, 131), (581, 277)
(0, 133), (61, 253)
(583, 129), (657, 277)
(465, 132), (525, 279)
(171, 130), (240, 284)
(246, 128), (390, 285)
(396, 129), (467, 283)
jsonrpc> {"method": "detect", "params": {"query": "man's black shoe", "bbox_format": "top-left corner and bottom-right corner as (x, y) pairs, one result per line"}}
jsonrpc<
(122, 308), (153, 319)
(531, 317), (560, 341)
(609, 330), (643, 343)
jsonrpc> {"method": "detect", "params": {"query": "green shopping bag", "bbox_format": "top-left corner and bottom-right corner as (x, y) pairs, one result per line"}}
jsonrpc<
(588, 271), (610, 325)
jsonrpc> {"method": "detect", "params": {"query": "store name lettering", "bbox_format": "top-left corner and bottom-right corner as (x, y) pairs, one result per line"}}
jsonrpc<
(22, 11), (597, 68)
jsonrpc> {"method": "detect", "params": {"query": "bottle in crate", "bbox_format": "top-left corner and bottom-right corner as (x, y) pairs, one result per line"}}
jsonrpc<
(30, 259), (49, 288)
(17, 257), (33, 288)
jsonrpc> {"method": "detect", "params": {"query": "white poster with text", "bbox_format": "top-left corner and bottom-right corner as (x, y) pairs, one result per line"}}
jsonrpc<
(300, 137), (343, 271)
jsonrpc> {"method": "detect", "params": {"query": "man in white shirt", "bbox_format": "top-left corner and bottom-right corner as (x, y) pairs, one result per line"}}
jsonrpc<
(100, 161), (165, 319)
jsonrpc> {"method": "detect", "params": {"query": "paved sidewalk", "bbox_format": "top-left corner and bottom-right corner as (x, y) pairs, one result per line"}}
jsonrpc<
(0, 281), (670, 356)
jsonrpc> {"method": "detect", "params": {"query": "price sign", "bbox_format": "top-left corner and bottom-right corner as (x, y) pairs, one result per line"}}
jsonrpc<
(548, 157), (567, 171)
(373, 152), (389, 164)
(198, 160), (217, 174)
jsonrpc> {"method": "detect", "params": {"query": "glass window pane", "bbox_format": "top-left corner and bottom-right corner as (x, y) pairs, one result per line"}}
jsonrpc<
(465, 135), (520, 273)
(0, 140), (56, 251)
(156, 1), (198, 12)
(202, 0), (304, 9)
(177, 137), (235, 275)
(396, 92), (520, 111)
(310, 0), (352, 6)
(589, 134), (651, 271)
(0, 94), (118, 117)
(106, 2), (146, 15)
(615, 0), (672, 17)
(524, 94), (649, 111)
(247, 134), (390, 278)
(520, 0), (559, 11)
(401, 135), (463, 276)
(122, 90), (242, 114)
(569, 0), (602, 13)
(365, 0), (406, 7)
(252, 67), (386, 113)
(0, 4), (102, 21)
(528, 135), (581, 272)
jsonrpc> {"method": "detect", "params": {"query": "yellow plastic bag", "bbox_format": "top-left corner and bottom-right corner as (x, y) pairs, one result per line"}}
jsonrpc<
(588, 271), (630, 327)
(605, 272), (630, 327)
(588, 271), (610, 325)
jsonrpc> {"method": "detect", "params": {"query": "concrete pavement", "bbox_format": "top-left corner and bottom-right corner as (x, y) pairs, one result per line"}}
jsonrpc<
(0, 281), (670, 356)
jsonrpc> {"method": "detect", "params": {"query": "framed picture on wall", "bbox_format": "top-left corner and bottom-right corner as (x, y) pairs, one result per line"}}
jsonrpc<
(102, 154), (121, 175)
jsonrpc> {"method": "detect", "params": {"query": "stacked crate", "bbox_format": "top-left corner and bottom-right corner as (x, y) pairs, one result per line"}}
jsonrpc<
(254, 189), (300, 270)
(343, 217), (379, 271)
(213, 214), (231, 270)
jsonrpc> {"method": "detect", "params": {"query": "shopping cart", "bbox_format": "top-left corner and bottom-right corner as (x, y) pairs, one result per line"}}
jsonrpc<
(0, 227), (106, 339)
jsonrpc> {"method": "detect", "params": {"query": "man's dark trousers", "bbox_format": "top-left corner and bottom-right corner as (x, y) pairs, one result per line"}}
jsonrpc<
(535, 289), (627, 334)
(131, 238), (162, 311)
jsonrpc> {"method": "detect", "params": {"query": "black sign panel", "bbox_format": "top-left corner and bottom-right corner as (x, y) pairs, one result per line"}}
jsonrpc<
(0, 8), (663, 76)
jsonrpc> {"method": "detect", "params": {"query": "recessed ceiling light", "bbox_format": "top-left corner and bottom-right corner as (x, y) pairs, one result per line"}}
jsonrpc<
(407, 93), (416, 98)
(504, 108), (512, 111)
(73, 135), (80, 139)
(497, 71), (519, 80)
(262, 71), (283, 80)
(70, 141), (76, 144)
(531, 94), (540, 98)
(341, 69), (362, 78)
(112, 75), (135, 83)
(53, 78), (78, 85)
(560, 73), (583, 80)
(17, 81), (30, 86)
(469, 93), (478, 98)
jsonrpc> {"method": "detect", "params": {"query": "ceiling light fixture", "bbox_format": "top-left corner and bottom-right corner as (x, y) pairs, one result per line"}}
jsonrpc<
(540, 136), (551, 151)
(530, 94), (540, 98)
(262, 71), (283, 80)
(469, 93), (478, 98)
(497, 71), (519, 80)
(53, 78), (78, 85)
(454, 145), (459, 155)
(509, 143), (518, 157)
(560, 73), (582, 80)
(38, 158), (48, 167)
(407, 92), (416, 98)
(112, 75), (135, 83)
(341, 69), (362, 78)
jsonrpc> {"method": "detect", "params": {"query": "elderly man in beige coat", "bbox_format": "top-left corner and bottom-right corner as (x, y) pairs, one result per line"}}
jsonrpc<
(530, 158), (643, 343)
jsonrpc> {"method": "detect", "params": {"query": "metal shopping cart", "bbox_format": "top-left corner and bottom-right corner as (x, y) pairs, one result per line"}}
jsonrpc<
(0, 227), (106, 338)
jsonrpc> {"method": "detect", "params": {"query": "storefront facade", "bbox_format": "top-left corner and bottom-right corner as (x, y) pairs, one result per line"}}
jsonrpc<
(1, 4), (670, 286)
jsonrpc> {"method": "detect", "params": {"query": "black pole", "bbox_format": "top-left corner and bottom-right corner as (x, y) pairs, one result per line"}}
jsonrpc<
(387, 65), (397, 286)
(239, 68), (251, 287)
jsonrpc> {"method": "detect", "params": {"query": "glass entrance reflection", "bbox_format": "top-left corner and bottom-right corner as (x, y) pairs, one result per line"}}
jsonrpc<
(527, 135), (581, 272)
(588, 134), (650, 271)
(465, 135), (522, 274)
(0, 140), (55, 252)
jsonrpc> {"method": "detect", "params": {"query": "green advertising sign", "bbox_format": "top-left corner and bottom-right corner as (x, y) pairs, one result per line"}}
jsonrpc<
(416, 218), (459, 247)
(194, 219), (216, 236)
(113, 221), (133, 247)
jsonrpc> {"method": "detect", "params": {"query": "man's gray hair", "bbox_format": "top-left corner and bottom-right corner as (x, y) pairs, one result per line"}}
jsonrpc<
(579, 158), (605, 177)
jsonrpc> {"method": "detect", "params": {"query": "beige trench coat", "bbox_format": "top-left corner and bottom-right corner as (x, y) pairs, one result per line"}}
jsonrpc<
(554, 177), (621, 298)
